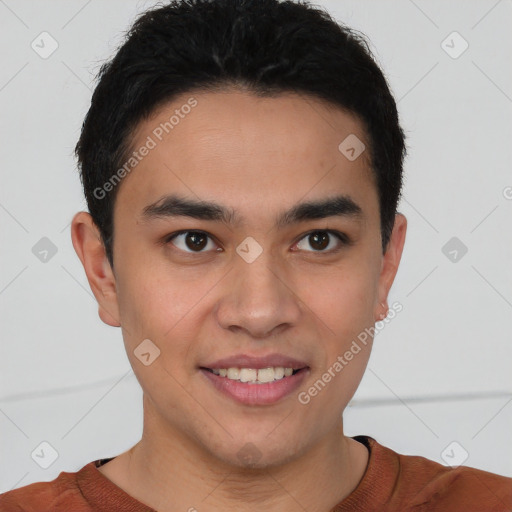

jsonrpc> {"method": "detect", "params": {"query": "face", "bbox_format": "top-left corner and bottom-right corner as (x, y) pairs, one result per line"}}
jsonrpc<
(72, 89), (406, 469)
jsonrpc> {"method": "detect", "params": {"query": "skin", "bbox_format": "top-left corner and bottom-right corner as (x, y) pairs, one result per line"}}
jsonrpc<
(71, 88), (407, 512)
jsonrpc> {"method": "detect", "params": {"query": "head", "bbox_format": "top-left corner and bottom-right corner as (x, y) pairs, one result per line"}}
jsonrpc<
(71, 0), (407, 469)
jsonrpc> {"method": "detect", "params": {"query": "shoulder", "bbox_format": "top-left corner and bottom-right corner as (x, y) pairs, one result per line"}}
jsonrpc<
(409, 461), (512, 510)
(0, 462), (96, 512)
(380, 440), (512, 510)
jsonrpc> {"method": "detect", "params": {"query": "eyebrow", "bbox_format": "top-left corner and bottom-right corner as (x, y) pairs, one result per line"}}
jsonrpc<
(140, 193), (364, 229)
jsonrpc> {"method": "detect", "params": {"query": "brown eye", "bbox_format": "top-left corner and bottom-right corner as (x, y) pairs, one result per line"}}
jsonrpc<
(295, 230), (348, 253)
(167, 231), (218, 253)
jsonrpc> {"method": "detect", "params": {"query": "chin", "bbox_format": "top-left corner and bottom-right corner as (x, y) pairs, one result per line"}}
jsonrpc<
(207, 430), (305, 470)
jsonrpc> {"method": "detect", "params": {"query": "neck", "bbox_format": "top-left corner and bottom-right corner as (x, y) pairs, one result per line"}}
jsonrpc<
(100, 409), (369, 512)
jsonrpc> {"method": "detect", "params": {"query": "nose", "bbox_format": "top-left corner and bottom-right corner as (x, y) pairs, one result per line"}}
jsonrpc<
(215, 250), (302, 339)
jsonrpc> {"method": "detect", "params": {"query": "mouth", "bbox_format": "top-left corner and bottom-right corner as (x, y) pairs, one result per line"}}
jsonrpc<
(200, 366), (306, 383)
(199, 365), (310, 405)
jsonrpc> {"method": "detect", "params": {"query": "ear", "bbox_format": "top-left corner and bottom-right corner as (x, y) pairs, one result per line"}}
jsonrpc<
(70, 211), (121, 327)
(374, 213), (407, 320)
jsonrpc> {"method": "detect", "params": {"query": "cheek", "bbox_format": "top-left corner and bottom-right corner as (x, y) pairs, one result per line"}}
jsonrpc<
(115, 269), (200, 404)
(299, 285), (374, 421)
(316, 286), (374, 379)
(295, 261), (376, 395)
(298, 261), (377, 336)
(114, 256), (215, 370)
(115, 250), (187, 330)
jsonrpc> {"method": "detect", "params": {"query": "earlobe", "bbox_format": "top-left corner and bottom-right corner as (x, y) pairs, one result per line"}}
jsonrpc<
(71, 211), (121, 328)
(98, 304), (121, 328)
(377, 302), (389, 320)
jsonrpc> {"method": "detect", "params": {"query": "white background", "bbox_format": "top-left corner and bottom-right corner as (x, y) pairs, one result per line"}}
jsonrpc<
(1, 0), (511, 493)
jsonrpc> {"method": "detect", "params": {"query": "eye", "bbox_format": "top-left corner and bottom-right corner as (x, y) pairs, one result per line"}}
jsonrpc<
(294, 230), (349, 253)
(164, 229), (350, 255)
(165, 230), (220, 253)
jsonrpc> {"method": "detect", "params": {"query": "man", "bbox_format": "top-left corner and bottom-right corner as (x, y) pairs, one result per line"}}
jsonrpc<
(1, 0), (511, 510)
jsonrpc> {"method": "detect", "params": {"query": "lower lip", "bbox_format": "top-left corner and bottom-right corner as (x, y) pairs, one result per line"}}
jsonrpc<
(200, 368), (309, 405)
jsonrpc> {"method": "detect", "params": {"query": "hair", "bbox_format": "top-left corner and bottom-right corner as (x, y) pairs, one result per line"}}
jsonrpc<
(75, 0), (407, 269)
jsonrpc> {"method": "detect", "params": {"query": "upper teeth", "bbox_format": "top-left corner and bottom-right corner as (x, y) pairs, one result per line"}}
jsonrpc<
(210, 367), (295, 383)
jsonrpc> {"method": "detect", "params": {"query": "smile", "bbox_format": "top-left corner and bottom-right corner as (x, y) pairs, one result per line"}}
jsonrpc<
(200, 366), (309, 405)
(203, 366), (301, 383)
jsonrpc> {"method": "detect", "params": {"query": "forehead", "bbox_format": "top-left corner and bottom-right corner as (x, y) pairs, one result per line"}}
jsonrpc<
(114, 89), (378, 228)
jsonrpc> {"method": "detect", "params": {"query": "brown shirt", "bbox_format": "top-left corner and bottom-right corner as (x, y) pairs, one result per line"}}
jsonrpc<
(1, 435), (511, 511)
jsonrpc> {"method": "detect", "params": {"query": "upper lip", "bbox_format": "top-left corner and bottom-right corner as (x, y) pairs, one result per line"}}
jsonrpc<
(201, 353), (309, 370)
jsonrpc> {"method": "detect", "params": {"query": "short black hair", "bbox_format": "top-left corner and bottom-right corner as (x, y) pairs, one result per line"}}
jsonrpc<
(75, 0), (407, 269)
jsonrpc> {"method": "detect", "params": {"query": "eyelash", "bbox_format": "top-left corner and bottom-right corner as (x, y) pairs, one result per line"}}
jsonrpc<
(163, 229), (351, 255)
